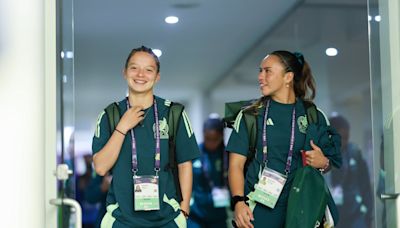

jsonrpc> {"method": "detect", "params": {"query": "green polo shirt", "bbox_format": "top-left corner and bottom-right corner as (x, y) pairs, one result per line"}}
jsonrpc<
(226, 98), (332, 206)
(92, 96), (200, 227)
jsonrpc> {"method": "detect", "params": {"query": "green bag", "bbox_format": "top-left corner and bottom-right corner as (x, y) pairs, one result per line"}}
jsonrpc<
(285, 166), (331, 228)
(223, 99), (256, 128)
(223, 99), (258, 175)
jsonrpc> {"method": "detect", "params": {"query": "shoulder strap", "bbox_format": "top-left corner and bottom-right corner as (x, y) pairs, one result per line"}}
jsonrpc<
(303, 100), (319, 125)
(167, 102), (184, 202)
(105, 102), (120, 135)
(103, 102), (120, 175)
(168, 103), (184, 144)
(243, 111), (257, 174)
(243, 112), (257, 155)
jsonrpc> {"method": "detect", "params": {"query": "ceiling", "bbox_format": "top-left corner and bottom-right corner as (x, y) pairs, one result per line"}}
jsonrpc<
(68, 0), (372, 152)
(74, 0), (299, 87)
(72, 0), (301, 129)
(212, 0), (370, 100)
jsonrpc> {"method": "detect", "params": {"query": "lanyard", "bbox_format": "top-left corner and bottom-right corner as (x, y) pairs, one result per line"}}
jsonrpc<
(262, 99), (296, 175)
(126, 97), (161, 176)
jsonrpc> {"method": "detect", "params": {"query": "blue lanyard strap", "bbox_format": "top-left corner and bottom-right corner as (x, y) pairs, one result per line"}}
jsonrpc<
(262, 99), (296, 175)
(126, 97), (161, 176)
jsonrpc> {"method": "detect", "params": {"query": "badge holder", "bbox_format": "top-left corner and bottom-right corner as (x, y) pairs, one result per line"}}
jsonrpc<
(253, 159), (287, 209)
(331, 186), (344, 206)
(133, 168), (160, 211)
(211, 187), (230, 208)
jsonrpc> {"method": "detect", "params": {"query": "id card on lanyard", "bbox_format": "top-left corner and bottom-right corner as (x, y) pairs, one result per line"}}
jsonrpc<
(133, 175), (159, 211)
(127, 97), (161, 211)
(252, 99), (296, 209)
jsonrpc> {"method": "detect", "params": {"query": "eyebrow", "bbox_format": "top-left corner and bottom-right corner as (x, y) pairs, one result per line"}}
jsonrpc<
(128, 63), (156, 69)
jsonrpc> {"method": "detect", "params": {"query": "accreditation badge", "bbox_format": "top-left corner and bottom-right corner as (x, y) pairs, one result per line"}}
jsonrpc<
(133, 175), (160, 211)
(211, 187), (230, 208)
(332, 186), (344, 206)
(253, 167), (287, 209)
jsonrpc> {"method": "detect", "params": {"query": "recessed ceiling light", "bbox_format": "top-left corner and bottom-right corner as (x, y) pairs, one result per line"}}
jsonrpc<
(165, 16), (179, 24)
(60, 51), (65, 59)
(368, 15), (372, 21)
(375, 15), (381, 22)
(326, 48), (338, 57)
(152, 49), (162, 57)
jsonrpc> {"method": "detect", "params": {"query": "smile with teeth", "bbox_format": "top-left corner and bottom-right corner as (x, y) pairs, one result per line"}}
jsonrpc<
(134, 79), (147, 84)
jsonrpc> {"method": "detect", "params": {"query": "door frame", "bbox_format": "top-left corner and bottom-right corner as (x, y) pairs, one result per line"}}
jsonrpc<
(44, 0), (57, 227)
(372, 0), (400, 227)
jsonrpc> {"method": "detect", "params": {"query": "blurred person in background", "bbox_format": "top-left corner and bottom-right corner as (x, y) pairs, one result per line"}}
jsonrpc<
(76, 154), (100, 228)
(329, 114), (373, 228)
(188, 115), (230, 228)
(84, 171), (111, 228)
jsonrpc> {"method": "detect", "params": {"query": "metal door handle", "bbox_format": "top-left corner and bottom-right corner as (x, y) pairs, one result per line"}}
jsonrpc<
(381, 193), (400, 200)
(380, 192), (400, 227)
(54, 164), (73, 181)
(50, 198), (82, 228)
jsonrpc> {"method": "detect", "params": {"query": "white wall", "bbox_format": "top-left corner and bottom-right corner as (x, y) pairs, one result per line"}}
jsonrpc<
(0, 1), (53, 228)
(0, 0), (46, 225)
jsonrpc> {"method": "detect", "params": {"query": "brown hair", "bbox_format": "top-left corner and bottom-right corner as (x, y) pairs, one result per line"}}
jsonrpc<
(271, 50), (316, 101)
(245, 50), (316, 113)
(124, 45), (160, 73)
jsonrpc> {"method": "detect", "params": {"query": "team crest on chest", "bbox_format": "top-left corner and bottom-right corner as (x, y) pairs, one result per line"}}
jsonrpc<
(297, 115), (308, 134)
(153, 117), (169, 139)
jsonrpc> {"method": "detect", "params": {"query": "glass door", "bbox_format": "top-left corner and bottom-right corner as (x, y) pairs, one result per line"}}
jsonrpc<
(368, 0), (400, 227)
(53, 0), (81, 227)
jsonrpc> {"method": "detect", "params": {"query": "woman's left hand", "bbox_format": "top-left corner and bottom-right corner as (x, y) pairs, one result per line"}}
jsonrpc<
(305, 140), (329, 169)
(180, 202), (190, 219)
